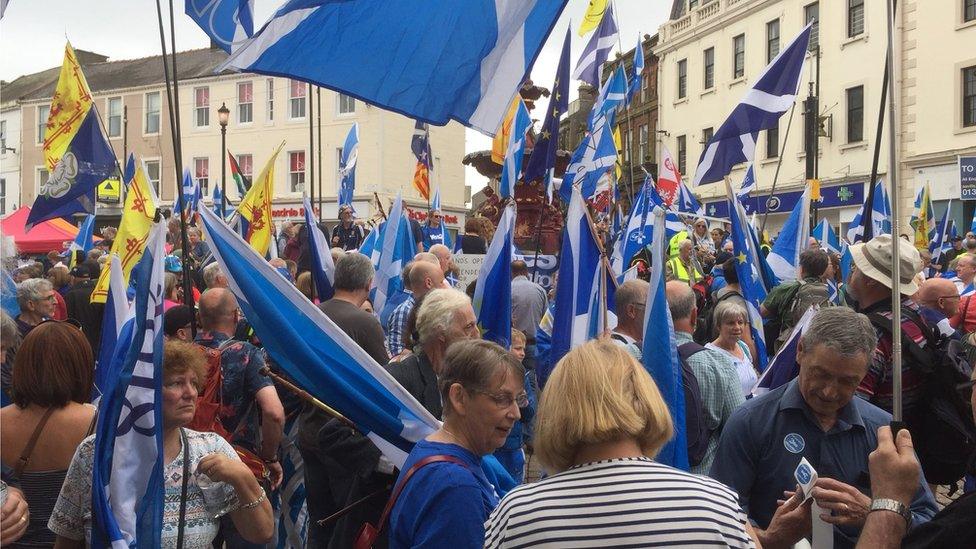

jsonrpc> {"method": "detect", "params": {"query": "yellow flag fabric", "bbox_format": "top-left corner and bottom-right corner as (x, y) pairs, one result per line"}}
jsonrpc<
(239, 145), (283, 256)
(491, 97), (522, 165)
(578, 0), (609, 37)
(91, 162), (158, 304)
(913, 184), (932, 251)
(613, 125), (623, 179)
(43, 43), (95, 172)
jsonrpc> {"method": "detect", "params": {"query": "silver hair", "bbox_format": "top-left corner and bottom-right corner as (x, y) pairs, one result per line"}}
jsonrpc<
(666, 283), (696, 321)
(202, 262), (224, 289)
(615, 279), (649, 315)
(713, 300), (748, 326)
(416, 288), (471, 349)
(16, 278), (53, 309)
(333, 253), (374, 291)
(800, 307), (877, 358)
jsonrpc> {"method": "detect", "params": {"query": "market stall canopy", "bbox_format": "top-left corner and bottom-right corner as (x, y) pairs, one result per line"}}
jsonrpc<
(0, 206), (98, 254)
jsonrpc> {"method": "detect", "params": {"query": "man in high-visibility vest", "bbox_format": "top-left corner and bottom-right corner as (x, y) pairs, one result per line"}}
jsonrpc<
(666, 239), (704, 284)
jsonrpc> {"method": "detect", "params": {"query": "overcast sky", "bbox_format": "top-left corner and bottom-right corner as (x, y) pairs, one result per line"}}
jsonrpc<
(0, 0), (672, 191)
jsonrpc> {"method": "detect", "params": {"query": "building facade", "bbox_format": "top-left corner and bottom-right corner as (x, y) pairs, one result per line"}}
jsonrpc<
(655, 0), (976, 237)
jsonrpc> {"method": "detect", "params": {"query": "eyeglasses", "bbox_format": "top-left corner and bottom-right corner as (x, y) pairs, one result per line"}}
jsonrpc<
(36, 293), (57, 303)
(471, 389), (529, 409)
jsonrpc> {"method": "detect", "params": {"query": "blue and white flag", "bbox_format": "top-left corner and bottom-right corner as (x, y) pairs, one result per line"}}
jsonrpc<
(212, 185), (226, 218)
(694, 23), (811, 186)
(304, 197), (336, 301)
(766, 188), (811, 282)
(1, 269), (19, 318)
(182, 168), (201, 218)
(928, 201), (953, 278)
(544, 186), (604, 385)
(219, 1), (568, 136)
(91, 221), (166, 549)
(847, 180), (891, 244)
(646, 183), (688, 239)
(559, 117), (617, 203)
(372, 194), (416, 315)
(970, 208), (976, 235)
(95, 255), (129, 390)
(725, 181), (770, 371)
(523, 27), (570, 201)
(737, 164), (757, 200)
(431, 185), (442, 212)
(473, 202), (515, 348)
(826, 278), (841, 305)
(67, 213), (97, 267)
(499, 100), (532, 200)
(338, 123), (359, 207)
(588, 64), (627, 129)
(271, 418), (308, 549)
(627, 34), (644, 103)
(611, 176), (653, 275)
(812, 219), (841, 255)
(185, 0), (254, 53)
(752, 306), (815, 396)
(573, 2), (618, 88)
(675, 180), (705, 216)
(641, 206), (688, 470)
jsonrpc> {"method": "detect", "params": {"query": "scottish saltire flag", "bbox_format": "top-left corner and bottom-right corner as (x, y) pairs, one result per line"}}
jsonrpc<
(559, 118), (617, 203)
(627, 34), (644, 102)
(338, 123), (359, 207)
(95, 255), (128, 391)
(1, 269), (19, 317)
(766, 188), (811, 282)
(212, 185), (225, 218)
(646, 183), (687, 239)
(524, 27), (570, 201)
(359, 226), (380, 265)
(271, 418), (308, 549)
(544, 186), (604, 385)
(641, 206), (688, 470)
(675, 180), (704, 216)
(588, 64), (627, 129)
(812, 219), (841, 255)
(372, 194), (416, 315)
(573, 2), (617, 87)
(473, 202), (515, 348)
(181, 168), (201, 218)
(752, 306), (815, 396)
(91, 221), (166, 549)
(694, 23), (811, 186)
(498, 100), (532, 200)
(67, 214), (97, 268)
(611, 176), (653, 275)
(737, 164), (756, 200)
(725, 181), (769, 371)
(826, 278), (841, 305)
(219, 1), (568, 135)
(847, 180), (891, 244)
(928, 201), (953, 278)
(304, 197), (336, 301)
(185, 0), (254, 53)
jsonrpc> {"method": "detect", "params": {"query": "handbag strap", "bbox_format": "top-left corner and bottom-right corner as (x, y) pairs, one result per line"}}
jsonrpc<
(13, 407), (56, 478)
(176, 428), (190, 549)
(375, 455), (466, 536)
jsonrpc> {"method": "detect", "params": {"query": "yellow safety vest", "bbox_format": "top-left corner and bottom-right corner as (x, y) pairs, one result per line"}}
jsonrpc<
(669, 231), (689, 258)
(669, 257), (702, 284)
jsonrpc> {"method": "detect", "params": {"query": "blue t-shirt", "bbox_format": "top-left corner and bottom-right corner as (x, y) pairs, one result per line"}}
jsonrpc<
(390, 440), (499, 549)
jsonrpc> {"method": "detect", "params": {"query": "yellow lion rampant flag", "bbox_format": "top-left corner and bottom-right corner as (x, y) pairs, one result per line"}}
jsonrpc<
(44, 43), (94, 172)
(91, 156), (158, 304)
(491, 97), (522, 165)
(578, 0), (609, 37)
(239, 144), (284, 256)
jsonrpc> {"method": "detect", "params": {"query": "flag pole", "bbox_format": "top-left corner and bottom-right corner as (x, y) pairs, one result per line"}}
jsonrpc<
(609, 0), (637, 206)
(759, 102), (798, 237)
(317, 86), (324, 223)
(884, 0), (904, 425)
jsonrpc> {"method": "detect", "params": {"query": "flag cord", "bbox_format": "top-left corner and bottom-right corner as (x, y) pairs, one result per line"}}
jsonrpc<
(760, 101), (797, 237)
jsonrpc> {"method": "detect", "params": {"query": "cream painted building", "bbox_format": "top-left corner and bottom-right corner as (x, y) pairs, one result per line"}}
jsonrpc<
(655, 0), (976, 237)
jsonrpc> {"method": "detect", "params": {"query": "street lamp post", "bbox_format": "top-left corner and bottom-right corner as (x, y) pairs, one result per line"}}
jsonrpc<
(217, 102), (230, 217)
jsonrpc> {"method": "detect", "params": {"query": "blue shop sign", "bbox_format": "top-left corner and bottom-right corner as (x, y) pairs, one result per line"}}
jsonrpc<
(703, 182), (865, 219)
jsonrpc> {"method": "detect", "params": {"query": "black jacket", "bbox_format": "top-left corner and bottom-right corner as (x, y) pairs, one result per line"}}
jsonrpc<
(384, 352), (442, 420)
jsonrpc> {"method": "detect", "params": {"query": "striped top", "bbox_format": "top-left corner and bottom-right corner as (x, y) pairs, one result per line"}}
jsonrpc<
(484, 457), (754, 548)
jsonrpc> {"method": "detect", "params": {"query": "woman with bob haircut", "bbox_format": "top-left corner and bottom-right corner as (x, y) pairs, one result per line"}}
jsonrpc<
(388, 339), (524, 549)
(48, 340), (274, 548)
(1, 321), (96, 547)
(707, 300), (759, 397)
(485, 340), (758, 548)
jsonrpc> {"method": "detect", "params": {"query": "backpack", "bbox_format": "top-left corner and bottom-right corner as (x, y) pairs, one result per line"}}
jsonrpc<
(773, 280), (831, 353)
(186, 341), (269, 480)
(677, 342), (712, 467)
(867, 309), (976, 485)
(695, 290), (743, 344)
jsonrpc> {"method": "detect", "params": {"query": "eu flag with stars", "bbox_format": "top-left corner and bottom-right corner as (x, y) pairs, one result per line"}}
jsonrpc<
(523, 26), (570, 200)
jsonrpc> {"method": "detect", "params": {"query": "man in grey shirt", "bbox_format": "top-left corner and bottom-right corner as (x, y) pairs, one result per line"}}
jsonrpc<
(511, 260), (548, 370)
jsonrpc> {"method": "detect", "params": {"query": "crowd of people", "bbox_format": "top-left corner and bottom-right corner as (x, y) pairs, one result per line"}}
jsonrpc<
(0, 205), (974, 549)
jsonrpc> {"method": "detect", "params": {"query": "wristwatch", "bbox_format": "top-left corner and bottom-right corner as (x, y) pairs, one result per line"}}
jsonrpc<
(869, 498), (911, 525)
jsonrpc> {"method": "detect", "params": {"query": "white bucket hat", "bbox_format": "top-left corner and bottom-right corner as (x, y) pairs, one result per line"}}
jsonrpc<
(848, 234), (921, 295)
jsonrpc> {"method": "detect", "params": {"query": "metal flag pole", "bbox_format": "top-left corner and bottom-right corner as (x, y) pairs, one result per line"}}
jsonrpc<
(884, 0), (904, 426)
(759, 102), (798, 237)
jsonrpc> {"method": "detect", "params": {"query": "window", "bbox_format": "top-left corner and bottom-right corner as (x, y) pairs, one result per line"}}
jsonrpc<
(289, 151), (306, 192)
(337, 94), (356, 115)
(36, 167), (49, 193)
(805, 3), (820, 51)
(848, 0), (864, 38)
(0, 120), (6, 151)
(766, 122), (779, 158)
(967, 0), (976, 22)
(237, 154), (253, 178)
(0, 178), (5, 214)
(194, 87), (209, 127)
(703, 48), (714, 89)
(145, 92), (161, 134)
(733, 34), (745, 78)
(676, 135), (687, 175)
(846, 85), (864, 142)
(238, 82), (253, 124)
(702, 127), (714, 146)
(964, 66), (976, 127)
(193, 157), (209, 196)
(689, 0), (698, 9)
(638, 125), (648, 163)
(37, 105), (50, 144)
(624, 129), (632, 162)
(766, 19), (780, 63)
(677, 59), (687, 99)
(107, 97), (122, 138)
(145, 160), (161, 196)
(266, 79), (275, 122)
(336, 147), (344, 187)
(289, 80), (306, 119)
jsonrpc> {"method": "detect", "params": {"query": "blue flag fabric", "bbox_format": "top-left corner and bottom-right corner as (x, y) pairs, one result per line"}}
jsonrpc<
(675, 180), (704, 216)
(473, 202), (515, 348)
(271, 418), (308, 549)
(812, 219), (841, 255)
(182, 168), (201, 218)
(1, 269), (19, 318)
(572, 3), (617, 87)
(611, 176), (653, 275)
(91, 221), (166, 549)
(27, 108), (116, 230)
(304, 197), (336, 301)
(694, 23), (811, 186)
(726, 182), (770, 372)
(185, 0), (254, 53)
(971, 208), (976, 235)
(588, 64), (627, 130)
(766, 188), (810, 282)
(372, 194), (416, 316)
(928, 202), (953, 278)
(737, 163), (756, 200)
(560, 117), (617, 203)
(212, 185), (225, 218)
(338, 123), (359, 206)
(219, 0), (569, 135)
(627, 34), (644, 103)
(95, 255), (128, 392)
(752, 306), (816, 396)
(641, 206), (688, 470)
(523, 27), (570, 199)
(499, 101), (532, 200)
(847, 180), (891, 244)
(67, 213), (97, 265)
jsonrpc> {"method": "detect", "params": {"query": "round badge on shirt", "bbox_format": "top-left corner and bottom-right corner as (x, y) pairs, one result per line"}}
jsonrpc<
(784, 433), (805, 454)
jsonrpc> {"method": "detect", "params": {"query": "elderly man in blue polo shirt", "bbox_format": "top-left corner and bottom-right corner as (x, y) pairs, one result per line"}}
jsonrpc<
(710, 307), (937, 548)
